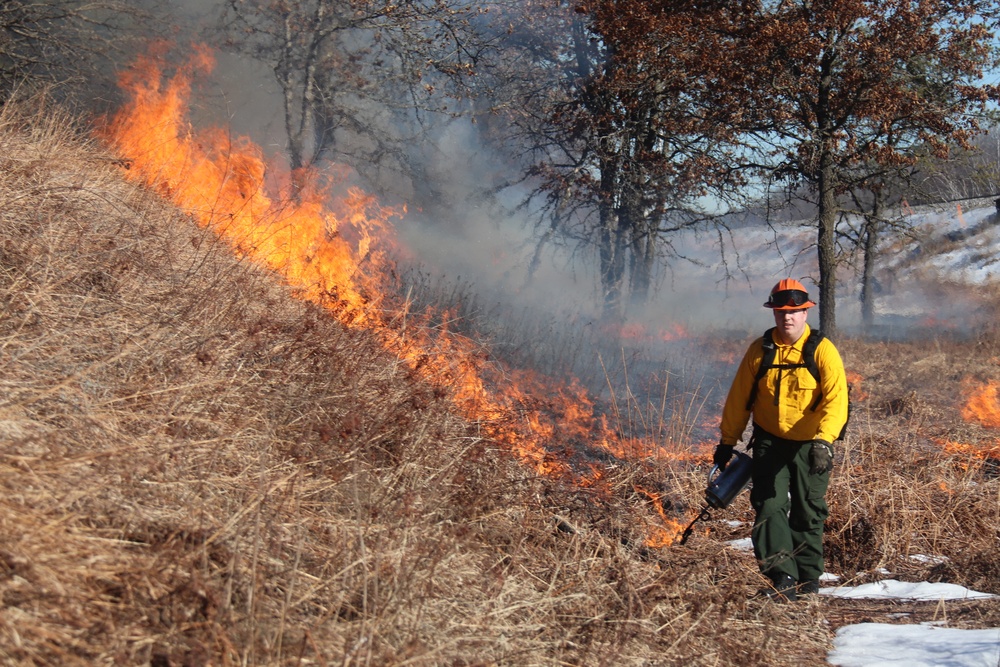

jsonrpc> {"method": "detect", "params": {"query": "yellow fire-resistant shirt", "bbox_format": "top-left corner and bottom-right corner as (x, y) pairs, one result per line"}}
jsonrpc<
(720, 324), (849, 445)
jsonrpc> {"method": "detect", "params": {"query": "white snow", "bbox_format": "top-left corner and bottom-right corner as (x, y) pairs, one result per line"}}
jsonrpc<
(821, 580), (996, 601)
(909, 554), (949, 565)
(828, 624), (1000, 667)
(723, 531), (1000, 666)
(823, 581), (999, 665)
(725, 536), (753, 551)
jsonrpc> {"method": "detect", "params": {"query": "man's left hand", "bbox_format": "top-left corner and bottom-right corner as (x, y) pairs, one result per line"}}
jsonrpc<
(808, 440), (834, 474)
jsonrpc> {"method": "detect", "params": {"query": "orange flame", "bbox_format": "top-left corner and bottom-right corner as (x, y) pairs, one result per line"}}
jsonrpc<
(658, 323), (689, 343)
(961, 380), (1000, 428)
(99, 48), (706, 545)
(931, 378), (1000, 468)
(103, 49), (393, 326)
(634, 485), (688, 547)
(602, 321), (689, 345)
(845, 370), (867, 401)
(933, 436), (1000, 470)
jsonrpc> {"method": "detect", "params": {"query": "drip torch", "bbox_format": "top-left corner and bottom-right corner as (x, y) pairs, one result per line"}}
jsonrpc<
(677, 449), (753, 545)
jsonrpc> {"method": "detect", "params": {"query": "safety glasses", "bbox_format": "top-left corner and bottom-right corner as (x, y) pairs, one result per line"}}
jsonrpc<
(766, 289), (810, 308)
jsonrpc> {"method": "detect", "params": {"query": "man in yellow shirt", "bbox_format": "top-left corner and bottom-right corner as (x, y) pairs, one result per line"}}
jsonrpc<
(714, 278), (849, 602)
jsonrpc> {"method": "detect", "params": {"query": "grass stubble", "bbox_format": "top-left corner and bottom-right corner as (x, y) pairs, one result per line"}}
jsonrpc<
(0, 98), (998, 666)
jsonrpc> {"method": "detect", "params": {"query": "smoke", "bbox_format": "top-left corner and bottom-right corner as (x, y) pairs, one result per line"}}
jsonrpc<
(117, 2), (795, 337)
(106, 2), (1000, 427)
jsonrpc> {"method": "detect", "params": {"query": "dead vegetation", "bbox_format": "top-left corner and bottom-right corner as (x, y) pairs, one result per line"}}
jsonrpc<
(0, 97), (999, 666)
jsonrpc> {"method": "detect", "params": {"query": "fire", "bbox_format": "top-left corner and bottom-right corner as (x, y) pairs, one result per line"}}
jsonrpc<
(845, 370), (867, 401)
(104, 49), (392, 326)
(658, 323), (688, 342)
(634, 485), (689, 547)
(931, 378), (1000, 469)
(961, 379), (1000, 428)
(716, 351), (738, 365)
(615, 322), (648, 341)
(601, 321), (689, 345)
(99, 49), (700, 545)
(933, 436), (1000, 471)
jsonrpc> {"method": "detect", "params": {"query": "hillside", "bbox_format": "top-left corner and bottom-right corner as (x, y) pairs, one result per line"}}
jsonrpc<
(0, 96), (726, 665)
(3, 95), (1000, 666)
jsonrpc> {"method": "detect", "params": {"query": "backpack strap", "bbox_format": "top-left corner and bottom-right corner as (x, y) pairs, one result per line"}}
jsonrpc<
(745, 327), (777, 411)
(803, 329), (825, 411)
(745, 327), (824, 412)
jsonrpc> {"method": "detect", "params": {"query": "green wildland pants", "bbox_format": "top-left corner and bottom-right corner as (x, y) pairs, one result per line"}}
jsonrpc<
(749, 427), (830, 582)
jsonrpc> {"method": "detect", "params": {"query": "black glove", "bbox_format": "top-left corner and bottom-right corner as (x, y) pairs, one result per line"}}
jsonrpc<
(713, 443), (735, 470)
(808, 440), (834, 475)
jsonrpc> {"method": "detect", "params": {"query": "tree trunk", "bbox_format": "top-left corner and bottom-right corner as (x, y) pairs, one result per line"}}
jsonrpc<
(815, 49), (838, 339)
(629, 223), (654, 306)
(599, 157), (626, 319)
(815, 136), (840, 337)
(599, 209), (627, 319)
(860, 198), (882, 333)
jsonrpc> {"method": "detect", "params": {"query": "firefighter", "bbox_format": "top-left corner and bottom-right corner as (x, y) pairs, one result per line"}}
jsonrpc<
(714, 278), (849, 602)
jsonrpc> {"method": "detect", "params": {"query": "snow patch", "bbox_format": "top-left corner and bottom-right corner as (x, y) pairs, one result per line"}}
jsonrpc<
(829, 623), (1000, 667)
(821, 580), (995, 601)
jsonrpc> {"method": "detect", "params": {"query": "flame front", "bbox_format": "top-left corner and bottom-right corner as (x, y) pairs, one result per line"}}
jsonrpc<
(934, 379), (1000, 468)
(105, 49), (391, 325)
(100, 49), (702, 546)
(634, 485), (690, 547)
(845, 370), (867, 401)
(961, 379), (1000, 428)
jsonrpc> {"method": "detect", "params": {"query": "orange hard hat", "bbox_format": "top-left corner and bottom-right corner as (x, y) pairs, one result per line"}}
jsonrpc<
(764, 278), (816, 310)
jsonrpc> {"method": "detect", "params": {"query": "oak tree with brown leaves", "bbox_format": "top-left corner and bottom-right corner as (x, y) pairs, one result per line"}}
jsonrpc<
(478, 0), (745, 318)
(706, 0), (1000, 337)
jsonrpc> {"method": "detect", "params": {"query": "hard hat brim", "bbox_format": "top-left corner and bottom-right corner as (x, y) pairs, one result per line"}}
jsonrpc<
(764, 299), (816, 310)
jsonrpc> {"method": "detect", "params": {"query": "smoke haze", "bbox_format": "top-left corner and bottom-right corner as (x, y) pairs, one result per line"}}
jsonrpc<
(115, 2), (1000, 366)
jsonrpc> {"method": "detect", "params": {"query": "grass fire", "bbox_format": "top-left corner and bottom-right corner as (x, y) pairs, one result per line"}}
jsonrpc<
(2, 51), (1000, 665)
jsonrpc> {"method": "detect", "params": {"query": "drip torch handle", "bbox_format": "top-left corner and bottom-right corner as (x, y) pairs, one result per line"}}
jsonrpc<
(707, 464), (721, 485)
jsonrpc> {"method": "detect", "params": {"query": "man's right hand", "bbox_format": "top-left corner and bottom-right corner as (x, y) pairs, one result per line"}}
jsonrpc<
(713, 443), (735, 470)
(808, 440), (834, 474)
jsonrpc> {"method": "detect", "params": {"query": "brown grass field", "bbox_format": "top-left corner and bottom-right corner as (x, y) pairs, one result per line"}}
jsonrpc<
(2, 97), (1000, 666)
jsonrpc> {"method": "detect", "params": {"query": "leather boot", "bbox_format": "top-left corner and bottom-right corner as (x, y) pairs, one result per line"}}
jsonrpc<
(764, 573), (797, 602)
(797, 579), (820, 596)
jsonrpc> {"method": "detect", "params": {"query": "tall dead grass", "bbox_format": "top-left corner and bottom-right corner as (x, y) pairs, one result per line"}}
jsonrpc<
(0, 96), (999, 667)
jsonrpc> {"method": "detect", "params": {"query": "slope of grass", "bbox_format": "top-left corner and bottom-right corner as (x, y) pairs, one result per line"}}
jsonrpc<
(1, 97), (1000, 666)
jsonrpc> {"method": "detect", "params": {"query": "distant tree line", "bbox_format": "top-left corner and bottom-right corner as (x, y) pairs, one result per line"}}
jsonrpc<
(6, 0), (1000, 337)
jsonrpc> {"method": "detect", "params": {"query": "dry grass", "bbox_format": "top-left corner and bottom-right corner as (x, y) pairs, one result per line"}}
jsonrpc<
(0, 96), (999, 667)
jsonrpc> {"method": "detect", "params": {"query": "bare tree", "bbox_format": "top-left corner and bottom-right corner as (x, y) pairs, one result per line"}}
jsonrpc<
(474, 0), (747, 319)
(0, 0), (144, 102)
(218, 0), (485, 205)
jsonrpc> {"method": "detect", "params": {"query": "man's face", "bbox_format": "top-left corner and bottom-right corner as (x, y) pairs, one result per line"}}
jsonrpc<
(773, 308), (808, 345)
